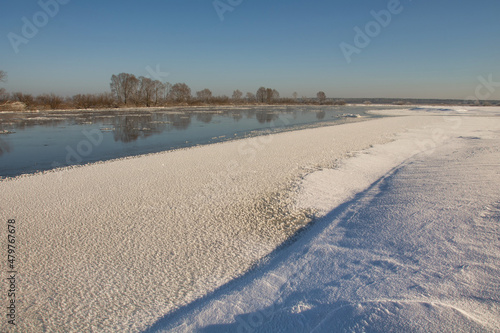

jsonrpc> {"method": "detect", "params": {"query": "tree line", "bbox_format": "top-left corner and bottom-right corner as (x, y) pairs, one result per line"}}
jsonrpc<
(0, 70), (345, 110)
(108, 73), (339, 107)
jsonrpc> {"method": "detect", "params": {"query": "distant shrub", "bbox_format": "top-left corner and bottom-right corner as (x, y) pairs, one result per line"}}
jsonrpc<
(0, 88), (9, 103)
(36, 93), (64, 109)
(12, 92), (36, 109)
(0, 101), (26, 111)
(72, 93), (116, 109)
(210, 96), (231, 105)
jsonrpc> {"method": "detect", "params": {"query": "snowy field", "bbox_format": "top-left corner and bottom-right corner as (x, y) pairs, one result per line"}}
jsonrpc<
(1, 107), (500, 332)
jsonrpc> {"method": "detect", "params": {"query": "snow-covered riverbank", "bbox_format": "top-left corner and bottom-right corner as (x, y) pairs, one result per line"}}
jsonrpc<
(156, 108), (500, 332)
(1, 107), (499, 332)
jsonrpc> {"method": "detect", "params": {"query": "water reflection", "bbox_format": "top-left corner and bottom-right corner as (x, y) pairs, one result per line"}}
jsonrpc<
(113, 115), (155, 143)
(167, 114), (192, 130)
(0, 107), (373, 145)
(196, 113), (212, 124)
(231, 111), (243, 122)
(0, 106), (380, 177)
(256, 111), (279, 124)
(0, 106), (376, 146)
(0, 138), (10, 156)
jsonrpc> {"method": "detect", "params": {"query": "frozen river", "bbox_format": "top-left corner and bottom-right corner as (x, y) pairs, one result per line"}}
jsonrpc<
(0, 105), (387, 177)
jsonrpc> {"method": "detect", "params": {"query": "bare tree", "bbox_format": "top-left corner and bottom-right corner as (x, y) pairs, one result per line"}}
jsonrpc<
(266, 88), (274, 103)
(211, 95), (230, 104)
(152, 80), (166, 105)
(110, 73), (139, 105)
(272, 89), (280, 102)
(196, 88), (212, 103)
(164, 82), (172, 98)
(97, 92), (116, 107)
(71, 93), (115, 109)
(162, 82), (172, 103)
(37, 93), (63, 109)
(256, 87), (266, 103)
(0, 89), (8, 103)
(256, 87), (280, 104)
(246, 92), (256, 102)
(232, 89), (243, 101)
(265, 89), (279, 103)
(138, 76), (155, 107)
(12, 92), (35, 108)
(317, 91), (326, 103)
(0, 71), (7, 103)
(170, 83), (191, 103)
(72, 94), (93, 109)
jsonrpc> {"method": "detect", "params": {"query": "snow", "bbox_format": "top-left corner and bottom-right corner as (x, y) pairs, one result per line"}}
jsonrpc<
(1, 107), (500, 332)
(152, 108), (500, 332)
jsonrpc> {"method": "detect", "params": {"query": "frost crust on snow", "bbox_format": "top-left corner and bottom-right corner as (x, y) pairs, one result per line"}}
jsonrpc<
(2, 107), (500, 332)
(155, 107), (500, 333)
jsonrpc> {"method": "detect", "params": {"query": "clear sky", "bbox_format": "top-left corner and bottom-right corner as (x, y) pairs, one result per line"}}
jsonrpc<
(1, 0), (500, 99)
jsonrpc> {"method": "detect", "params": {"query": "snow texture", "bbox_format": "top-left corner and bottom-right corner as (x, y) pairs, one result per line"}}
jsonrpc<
(1, 107), (500, 332)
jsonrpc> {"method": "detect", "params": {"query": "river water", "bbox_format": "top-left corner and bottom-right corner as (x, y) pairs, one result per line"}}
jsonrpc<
(0, 105), (391, 178)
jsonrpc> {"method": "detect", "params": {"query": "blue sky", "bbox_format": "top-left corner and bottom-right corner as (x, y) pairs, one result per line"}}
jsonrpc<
(1, 0), (499, 99)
